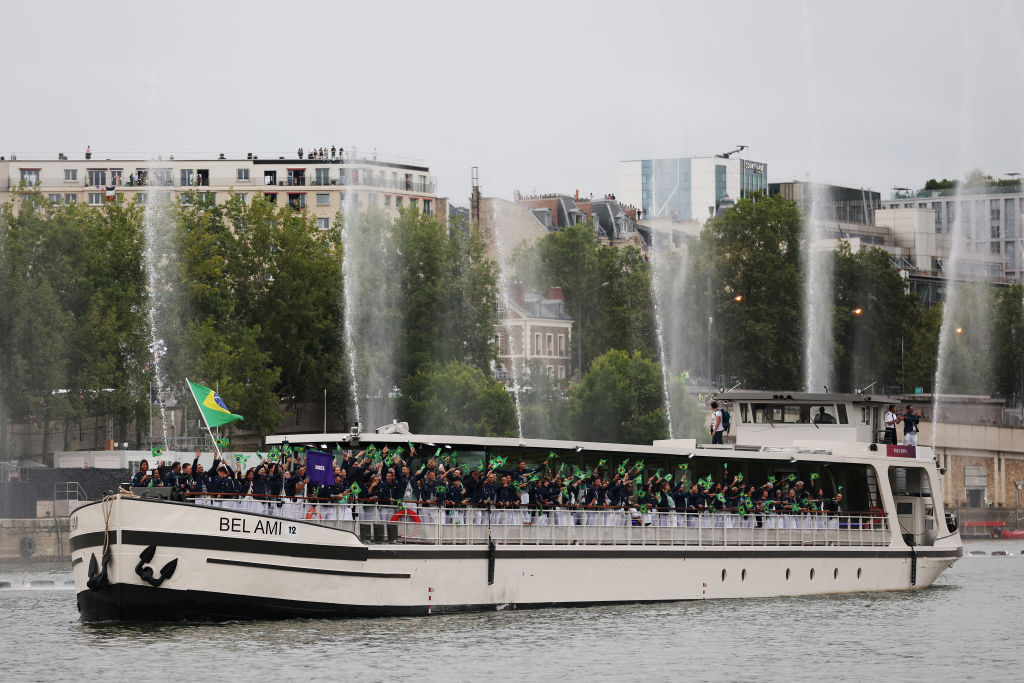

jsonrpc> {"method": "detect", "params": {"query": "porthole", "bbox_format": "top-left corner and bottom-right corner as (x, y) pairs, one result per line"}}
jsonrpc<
(785, 568), (791, 581)
(721, 568), (727, 582)
(834, 568), (839, 580)
(741, 568), (747, 582)
(857, 567), (862, 580)
(810, 568), (816, 581)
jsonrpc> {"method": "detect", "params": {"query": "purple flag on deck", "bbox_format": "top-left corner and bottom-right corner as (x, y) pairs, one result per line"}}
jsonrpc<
(305, 450), (335, 486)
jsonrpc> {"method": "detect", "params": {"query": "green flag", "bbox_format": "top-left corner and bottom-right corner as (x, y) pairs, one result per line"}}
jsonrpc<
(188, 380), (244, 428)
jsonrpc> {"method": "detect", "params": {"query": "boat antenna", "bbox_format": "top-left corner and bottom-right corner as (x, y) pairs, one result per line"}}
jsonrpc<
(857, 379), (878, 394)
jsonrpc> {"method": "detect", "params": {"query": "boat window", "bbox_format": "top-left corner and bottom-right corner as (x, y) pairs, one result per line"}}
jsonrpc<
(739, 403), (749, 423)
(751, 404), (813, 423)
(811, 405), (837, 424)
(836, 404), (848, 424)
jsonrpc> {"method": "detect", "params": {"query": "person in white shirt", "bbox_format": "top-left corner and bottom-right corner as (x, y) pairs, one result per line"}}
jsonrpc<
(884, 404), (902, 445)
(710, 400), (724, 444)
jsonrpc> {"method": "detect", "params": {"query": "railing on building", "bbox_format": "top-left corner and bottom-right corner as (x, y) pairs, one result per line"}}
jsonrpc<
(188, 496), (890, 548)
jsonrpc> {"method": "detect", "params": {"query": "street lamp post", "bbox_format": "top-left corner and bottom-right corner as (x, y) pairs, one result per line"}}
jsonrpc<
(576, 282), (609, 381)
(707, 295), (743, 388)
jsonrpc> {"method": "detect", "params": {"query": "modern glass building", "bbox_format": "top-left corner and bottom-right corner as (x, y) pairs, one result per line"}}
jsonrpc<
(618, 156), (768, 223)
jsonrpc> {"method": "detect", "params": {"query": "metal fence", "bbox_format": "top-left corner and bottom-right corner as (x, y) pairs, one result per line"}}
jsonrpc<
(190, 497), (891, 548)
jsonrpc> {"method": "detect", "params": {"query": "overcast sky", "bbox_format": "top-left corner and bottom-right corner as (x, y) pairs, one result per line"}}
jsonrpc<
(5, 1), (1024, 204)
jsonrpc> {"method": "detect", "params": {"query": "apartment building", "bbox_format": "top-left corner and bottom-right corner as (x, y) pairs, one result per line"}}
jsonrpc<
(880, 184), (1024, 283)
(495, 287), (574, 384)
(0, 151), (445, 230)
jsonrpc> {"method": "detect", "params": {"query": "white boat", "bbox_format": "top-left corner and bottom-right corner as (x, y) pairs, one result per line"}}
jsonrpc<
(70, 392), (962, 621)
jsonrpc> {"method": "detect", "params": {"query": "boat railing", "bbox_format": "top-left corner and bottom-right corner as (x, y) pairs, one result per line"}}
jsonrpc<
(182, 494), (891, 548)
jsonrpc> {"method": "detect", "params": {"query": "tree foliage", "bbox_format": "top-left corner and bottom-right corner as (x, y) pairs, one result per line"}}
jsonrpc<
(403, 361), (516, 437)
(692, 193), (803, 389)
(569, 349), (667, 444)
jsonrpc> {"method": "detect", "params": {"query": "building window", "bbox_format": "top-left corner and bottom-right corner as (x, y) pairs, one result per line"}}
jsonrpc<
(237, 168), (250, 181)
(546, 334), (553, 355)
(558, 365), (566, 379)
(410, 198), (418, 210)
(546, 365), (554, 376)
(317, 217), (330, 230)
(234, 193), (248, 203)
(264, 170), (277, 186)
(47, 193), (62, 204)
(315, 168), (330, 185)
(64, 193), (77, 204)
(964, 466), (987, 507)
(558, 334), (566, 356)
(534, 333), (541, 355)
(384, 195), (391, 207)
(136, 193), (147, 205)
(396, 196), (403, 208)
(85, 169), (106, 186)
(369, 193), (377, 206)
(991, 242), (1001, 254)
(404, 173), (413, 190)
(423, 199), (432, 215)
(991, 223), (1001, 239)
(110, 169), (123, 185)
(180, 169), (194, 186)
(1006, 199), (1015, 238)
(20, 169), (40, 184)
(287, 193), (306, 209)
(87, 192), (103, 206)
(264, 192), (277, 204)
(64, 169), (78, 182)
(316, 193), (330, 206)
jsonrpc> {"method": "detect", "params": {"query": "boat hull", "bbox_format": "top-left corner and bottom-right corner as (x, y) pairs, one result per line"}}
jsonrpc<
(70, 496), (962, 622)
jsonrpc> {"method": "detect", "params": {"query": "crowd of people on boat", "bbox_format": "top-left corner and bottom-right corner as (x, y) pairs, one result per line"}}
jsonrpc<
(131, 444), (847, 525)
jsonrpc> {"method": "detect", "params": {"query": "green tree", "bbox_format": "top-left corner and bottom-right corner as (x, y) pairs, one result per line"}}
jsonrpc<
(832, 243), (923, 392)
(525, 221), (656, 376)
(520, 359), (570, 439)
(569, 349), (667, 444)
(991, 285), (1024, 402)
(403, 361), (516, 436)
(692, 193), (803, 389)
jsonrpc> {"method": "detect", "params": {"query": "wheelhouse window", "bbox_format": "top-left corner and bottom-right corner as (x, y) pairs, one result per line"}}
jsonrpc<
(741, 403), (849, 425)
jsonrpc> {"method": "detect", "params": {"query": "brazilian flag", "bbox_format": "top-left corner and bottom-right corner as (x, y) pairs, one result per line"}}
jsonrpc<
(188, 380), (244, 428)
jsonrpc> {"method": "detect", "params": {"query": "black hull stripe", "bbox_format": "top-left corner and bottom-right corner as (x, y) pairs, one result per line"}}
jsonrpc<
(77, 584), (689, 622)
(206, 557), (410, 579)
(70, 528), (961, 561)
(71, 530), (369, 561)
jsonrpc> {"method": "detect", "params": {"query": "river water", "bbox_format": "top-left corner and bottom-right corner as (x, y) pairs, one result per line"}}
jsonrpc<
(1, 539), (1021, 682)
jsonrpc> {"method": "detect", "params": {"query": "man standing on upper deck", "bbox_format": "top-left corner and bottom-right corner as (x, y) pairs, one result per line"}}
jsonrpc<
(884, 404), (902, 445)
(710, 401), (725, 444)
(902, 404), (920, 447)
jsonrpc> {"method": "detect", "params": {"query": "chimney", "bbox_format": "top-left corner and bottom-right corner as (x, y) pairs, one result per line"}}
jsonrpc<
(546, 287), (565, 301)
(511, 283), (525, 307)
(575, 189), (579, 202)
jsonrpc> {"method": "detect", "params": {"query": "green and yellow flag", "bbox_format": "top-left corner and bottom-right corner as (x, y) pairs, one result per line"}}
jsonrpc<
(188, 380), (244, 428)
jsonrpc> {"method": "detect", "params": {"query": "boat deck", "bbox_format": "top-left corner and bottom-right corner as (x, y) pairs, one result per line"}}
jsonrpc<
(189, 497), (892, 548)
